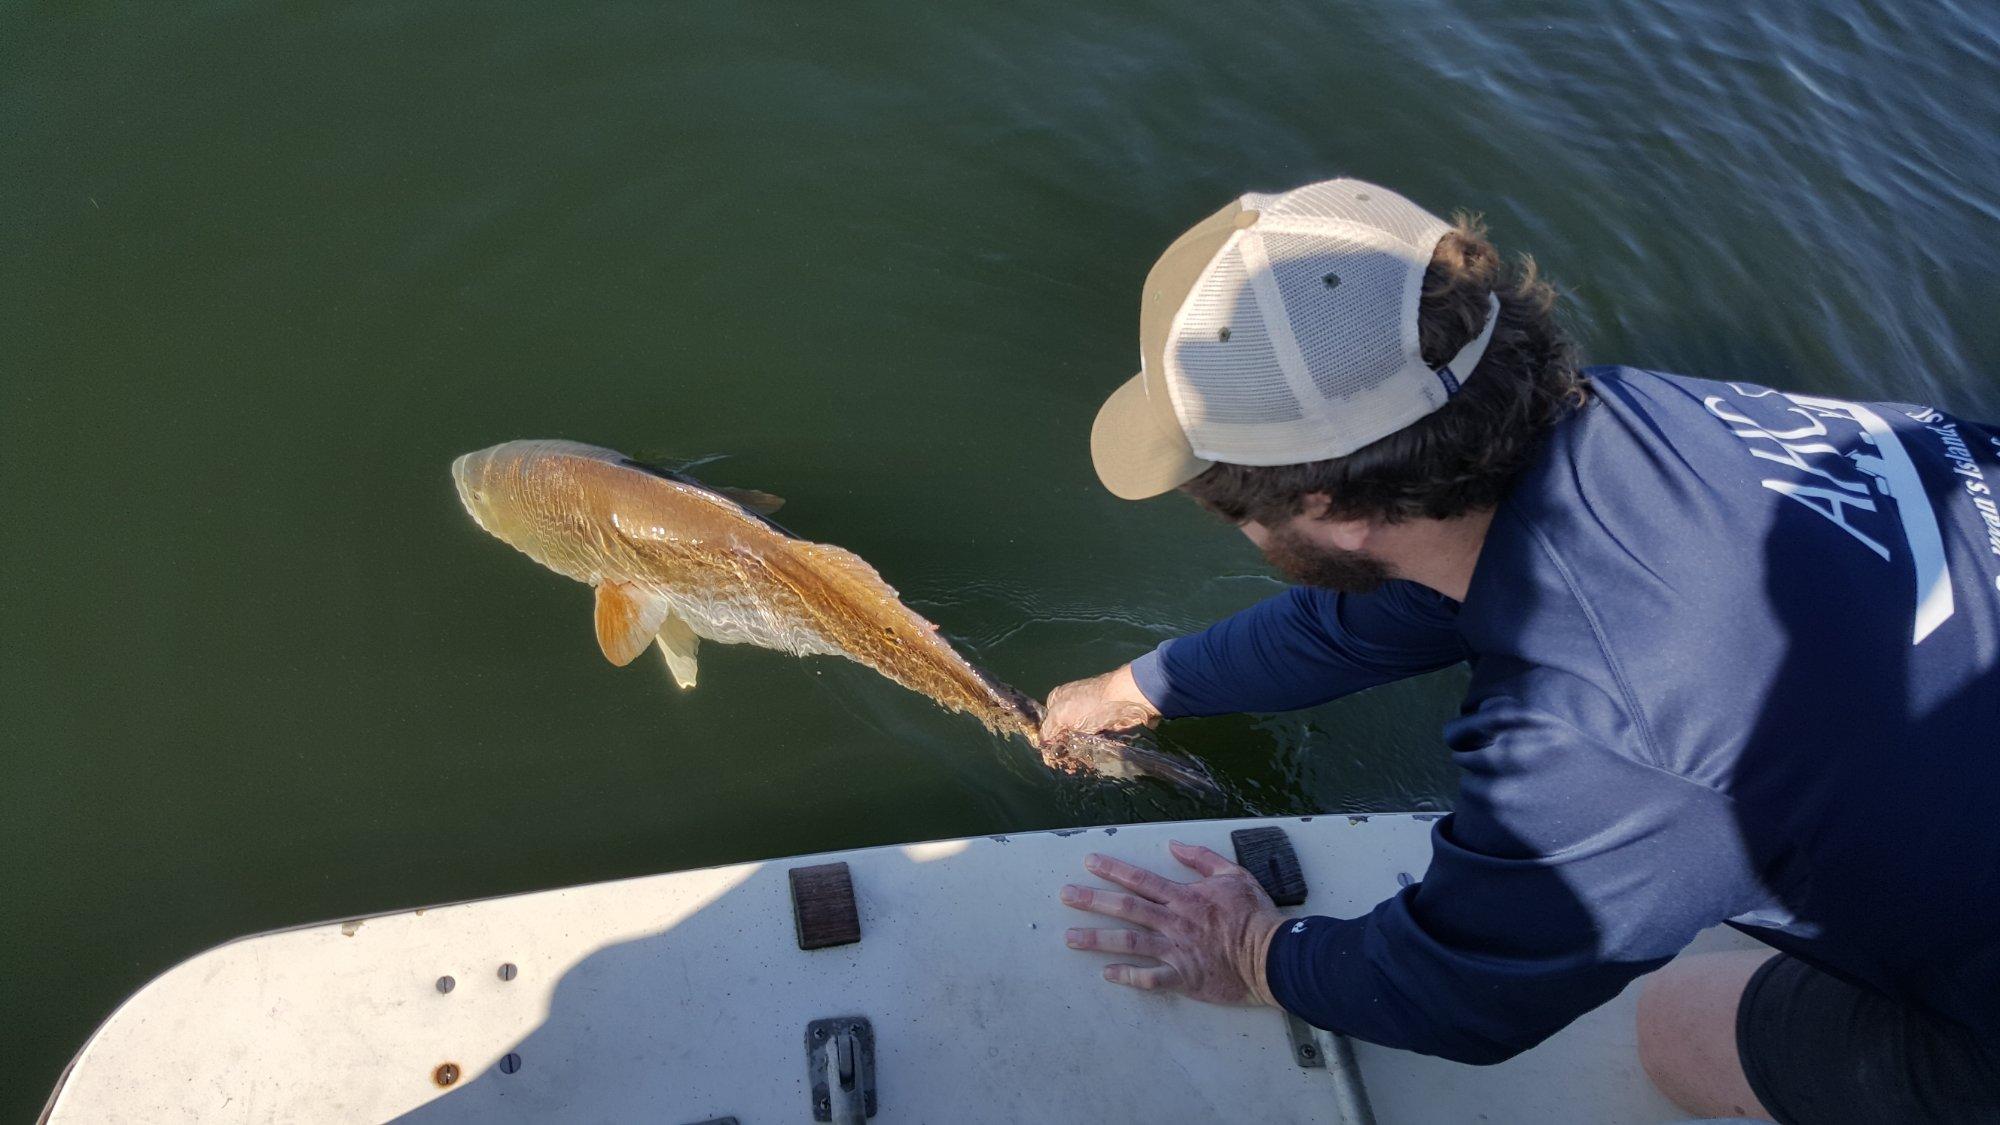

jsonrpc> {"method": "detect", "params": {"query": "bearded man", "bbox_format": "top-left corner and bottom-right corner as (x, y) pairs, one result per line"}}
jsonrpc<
(1044, 179), (2000, 1124)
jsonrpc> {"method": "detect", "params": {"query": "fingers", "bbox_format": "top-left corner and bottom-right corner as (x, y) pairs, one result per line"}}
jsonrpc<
(1041, 709), (1146, 745)
(1040, 667), (1155, 743)
(1103, 963), (1183, 991)
(1060, 884), (1172, 930)
(1038, 677), (1095, 743)
(1040, 747), (1085, 775)
(1083, 853), (1181, 904)
(1037, 703), (1070, 745)
(1065, 926), (1172, 959)
(1098, 701), (1157, 733)
(1168, 839), (1248, 879)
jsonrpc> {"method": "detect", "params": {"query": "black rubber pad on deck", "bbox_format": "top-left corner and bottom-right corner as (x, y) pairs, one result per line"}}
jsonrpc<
(789, 862), (862, 949)
(1230, 827), (1308, 907)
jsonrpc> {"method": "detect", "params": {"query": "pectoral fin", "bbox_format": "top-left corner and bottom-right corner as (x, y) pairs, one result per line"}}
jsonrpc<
(593, 583), (673, 666)
(717, 487), (785, 515)
(654, 614), (700, 689)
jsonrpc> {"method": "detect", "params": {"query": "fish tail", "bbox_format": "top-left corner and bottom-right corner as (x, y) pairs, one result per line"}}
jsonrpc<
(1054, 731), (1222, 795)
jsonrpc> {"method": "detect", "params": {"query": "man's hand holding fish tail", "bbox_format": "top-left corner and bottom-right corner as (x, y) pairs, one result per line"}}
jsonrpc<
(1055, 178), (2000, 1122)
(1038, 664), (1159, 745)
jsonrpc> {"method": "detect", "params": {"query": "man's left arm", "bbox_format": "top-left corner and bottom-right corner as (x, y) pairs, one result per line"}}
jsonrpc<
(1064, 700), (1755, 1064)
(1276, 702), (1754, 1063)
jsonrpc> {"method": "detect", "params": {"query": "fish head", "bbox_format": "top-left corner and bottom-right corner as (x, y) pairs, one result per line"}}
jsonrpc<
(451, 441), (528, 540)
(452, 440), (618, 575)
(452, 447), (494, 528)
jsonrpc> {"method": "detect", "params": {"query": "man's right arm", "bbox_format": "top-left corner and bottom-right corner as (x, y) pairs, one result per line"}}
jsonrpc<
(1128, 581), (1470, 718)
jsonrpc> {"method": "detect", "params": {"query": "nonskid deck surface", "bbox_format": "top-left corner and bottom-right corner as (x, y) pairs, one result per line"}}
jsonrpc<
(44, 813), (1751, 1123)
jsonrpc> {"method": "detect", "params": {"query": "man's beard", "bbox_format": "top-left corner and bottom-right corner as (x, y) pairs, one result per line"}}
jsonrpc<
(1261, 522), (1392, 593)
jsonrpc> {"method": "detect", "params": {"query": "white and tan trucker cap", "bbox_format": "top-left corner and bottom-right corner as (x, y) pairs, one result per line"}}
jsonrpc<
(1091, 178), (1501, 500)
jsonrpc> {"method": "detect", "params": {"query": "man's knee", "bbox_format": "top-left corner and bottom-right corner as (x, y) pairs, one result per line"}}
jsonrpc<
(1636, 950), (1777, 1120)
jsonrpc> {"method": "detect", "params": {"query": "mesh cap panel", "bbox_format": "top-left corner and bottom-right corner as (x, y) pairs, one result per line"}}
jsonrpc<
(1167, 241), (1304, 428)
(1259, 229), (1412, 403)
(1148, 178), (1492, 465)
(1244, 180), (1448, 254)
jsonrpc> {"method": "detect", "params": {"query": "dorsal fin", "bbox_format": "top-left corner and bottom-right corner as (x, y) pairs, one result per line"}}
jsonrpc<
(616, 457), (798, 538)
(716, 487), (785, 516)
(617, 457), (706, 487)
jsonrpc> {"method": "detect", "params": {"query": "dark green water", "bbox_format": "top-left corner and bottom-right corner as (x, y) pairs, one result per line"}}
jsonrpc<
(5, 0), (1996, 1112)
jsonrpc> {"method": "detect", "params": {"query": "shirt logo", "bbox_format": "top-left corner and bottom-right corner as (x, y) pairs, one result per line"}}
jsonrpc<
(1704, 384), (1953, 645)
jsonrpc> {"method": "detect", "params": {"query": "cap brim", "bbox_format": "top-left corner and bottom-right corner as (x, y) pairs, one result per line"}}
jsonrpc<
(1091, 371), (1213, 500)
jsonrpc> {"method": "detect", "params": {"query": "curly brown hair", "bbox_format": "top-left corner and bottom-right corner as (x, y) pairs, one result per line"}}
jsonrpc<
(1181, 215), (1587, 525)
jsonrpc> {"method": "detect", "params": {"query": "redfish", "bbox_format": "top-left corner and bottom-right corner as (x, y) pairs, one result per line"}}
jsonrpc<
(453, 440), (1216, 791)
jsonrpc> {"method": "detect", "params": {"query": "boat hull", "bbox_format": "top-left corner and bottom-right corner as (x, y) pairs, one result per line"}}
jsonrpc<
(42, 813), (1753, 1123)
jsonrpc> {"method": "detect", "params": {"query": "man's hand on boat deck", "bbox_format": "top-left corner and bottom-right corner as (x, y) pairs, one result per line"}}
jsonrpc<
(1060, 841), (1283, 1007)
(1040, 664), (1161, 743)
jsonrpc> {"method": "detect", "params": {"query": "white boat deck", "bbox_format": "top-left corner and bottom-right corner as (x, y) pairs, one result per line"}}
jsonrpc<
(43, 813), (1752, 1123)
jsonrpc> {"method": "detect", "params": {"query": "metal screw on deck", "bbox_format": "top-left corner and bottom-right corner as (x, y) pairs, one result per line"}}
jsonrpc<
(435, 976), (455, 994)
(498, 962), (518, 981)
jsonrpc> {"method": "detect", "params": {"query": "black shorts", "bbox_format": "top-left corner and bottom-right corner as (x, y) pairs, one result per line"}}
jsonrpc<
(1737, 954), (2000, 1124)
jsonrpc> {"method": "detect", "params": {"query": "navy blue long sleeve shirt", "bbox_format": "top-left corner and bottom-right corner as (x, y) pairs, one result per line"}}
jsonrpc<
(1131, 367), (2000, 1064)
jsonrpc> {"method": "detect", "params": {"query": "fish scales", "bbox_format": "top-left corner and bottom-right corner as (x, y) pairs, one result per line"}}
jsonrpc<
(453, 439), (1216, 791)
(456, 441), (1033, 732)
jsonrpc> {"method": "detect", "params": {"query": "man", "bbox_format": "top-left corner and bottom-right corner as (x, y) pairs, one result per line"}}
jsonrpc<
(1045, 178), (2000, 1123)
